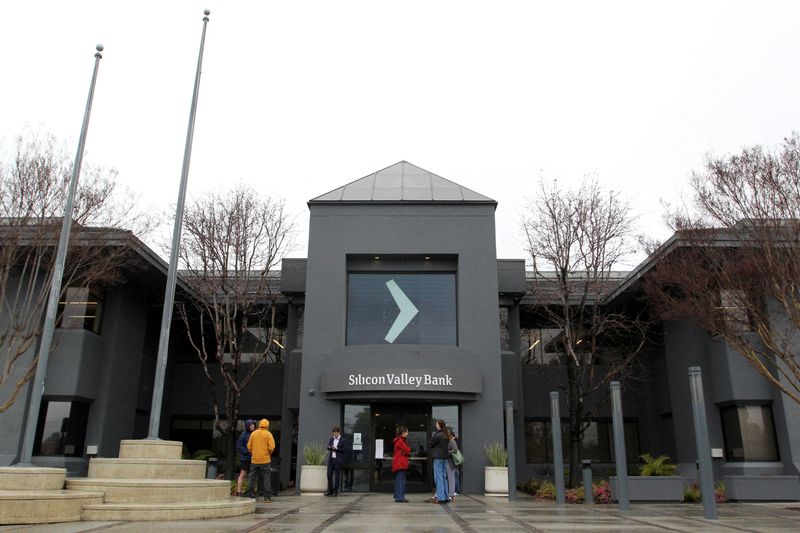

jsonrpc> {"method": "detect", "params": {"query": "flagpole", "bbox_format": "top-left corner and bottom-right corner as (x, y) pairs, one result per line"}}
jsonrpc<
(17, 44), (105, 465)
(148, 9), (210, 439)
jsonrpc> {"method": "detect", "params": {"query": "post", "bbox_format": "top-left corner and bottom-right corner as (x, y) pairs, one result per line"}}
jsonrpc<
(688, 366), (718, 520)
(504, 400), (517, 501)
(550, 391), (565, 505)
(17, 45), (104, 465)
(610, 381), (629, 511)
(582, 460), (593, 505)
(148, 9), (211, 439)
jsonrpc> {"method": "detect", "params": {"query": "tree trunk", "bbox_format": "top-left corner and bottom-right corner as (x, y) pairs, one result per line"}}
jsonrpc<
(566, 360), (583, 488)
(224, 430), (236, 482)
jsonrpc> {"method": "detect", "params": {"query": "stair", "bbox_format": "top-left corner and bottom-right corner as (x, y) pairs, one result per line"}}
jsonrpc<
(0, 467), (104, 524)
(81, 498), (255, 521)
(67, 439), (255, 521)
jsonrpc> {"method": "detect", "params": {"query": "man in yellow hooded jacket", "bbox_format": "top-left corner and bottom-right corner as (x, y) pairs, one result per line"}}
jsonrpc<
(246, 419), (276, 502)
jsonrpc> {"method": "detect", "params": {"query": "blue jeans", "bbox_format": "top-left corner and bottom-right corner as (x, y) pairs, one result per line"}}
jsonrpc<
(433, 459), (448, 501)
(393, 469), (407, 501)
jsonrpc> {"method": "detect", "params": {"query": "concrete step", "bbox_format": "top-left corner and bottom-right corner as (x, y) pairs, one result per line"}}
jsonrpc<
(118, 439), (183, 460)
(88, 458), (206, 479)
(0, 489), (104, 525)
(80, 497), (255, 521)
(66, 478), (230, 503)
(0, 466), (66, 490)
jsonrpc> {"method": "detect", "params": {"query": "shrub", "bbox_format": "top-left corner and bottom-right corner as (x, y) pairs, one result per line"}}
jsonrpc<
(684, 483), (701, 503)
(484, 442), (508, 467)
(639, 454), (677, 476)
(302, 441), (328, 465)
(566, 485), (585, 504)
(683, 481), (727, 503)
(191, 449), (216, 461)
(715, 482), (727, 503)
(535, 480), (556, 500)
(593, 480), (612, 504)
(519, 478), (542, 495)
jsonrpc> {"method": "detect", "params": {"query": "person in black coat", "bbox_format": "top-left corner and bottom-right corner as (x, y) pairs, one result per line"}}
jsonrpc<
(325, 426), (350, 496)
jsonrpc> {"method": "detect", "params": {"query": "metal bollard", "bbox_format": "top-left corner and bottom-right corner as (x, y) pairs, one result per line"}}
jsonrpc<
(582, 460), (593, 505)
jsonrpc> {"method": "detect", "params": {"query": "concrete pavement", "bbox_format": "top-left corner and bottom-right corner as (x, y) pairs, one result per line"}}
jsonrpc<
(2, 491), (800, 532)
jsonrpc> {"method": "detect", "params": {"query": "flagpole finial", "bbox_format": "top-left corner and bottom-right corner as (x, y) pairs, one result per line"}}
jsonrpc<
(203, 9), (210, 21)
(95, 44), (104, 58)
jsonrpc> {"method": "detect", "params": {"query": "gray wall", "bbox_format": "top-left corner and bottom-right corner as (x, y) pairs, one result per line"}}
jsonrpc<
(297, 202), (506, 494)
(663, 320), (791, 477)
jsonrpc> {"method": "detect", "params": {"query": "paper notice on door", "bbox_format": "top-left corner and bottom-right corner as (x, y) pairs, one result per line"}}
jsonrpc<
(353, 433), (362, 444)
(375, 439), (384, 458)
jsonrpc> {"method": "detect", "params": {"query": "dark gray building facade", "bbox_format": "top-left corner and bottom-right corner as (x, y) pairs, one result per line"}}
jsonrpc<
(1, 161), (799, 499)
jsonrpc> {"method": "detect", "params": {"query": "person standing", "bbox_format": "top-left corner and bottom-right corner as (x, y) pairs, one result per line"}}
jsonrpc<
(246, 419), (276, 502)
(445, 426), (460, 501)
(429, 419), (449, 503)
(325, 426), (350, 496)
(235, 419), (255, 496)
(392, 426), (411, 503)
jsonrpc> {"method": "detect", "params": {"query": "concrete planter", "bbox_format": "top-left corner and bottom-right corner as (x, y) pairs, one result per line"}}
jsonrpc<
(723, 475), (800, 501)
(610, 476), (683, 502)
(300, 465), (328, 495)
(484, 467), (508, 496)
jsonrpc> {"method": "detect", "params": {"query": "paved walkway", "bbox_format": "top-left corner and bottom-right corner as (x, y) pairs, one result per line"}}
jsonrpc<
(2, 492), (800, 532)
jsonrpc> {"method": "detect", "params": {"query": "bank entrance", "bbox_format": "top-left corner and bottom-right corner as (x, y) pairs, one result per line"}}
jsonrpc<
(341, 403), (459, 493)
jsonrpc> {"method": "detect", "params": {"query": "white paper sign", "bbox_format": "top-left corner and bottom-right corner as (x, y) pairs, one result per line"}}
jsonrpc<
(353, 433), (362, 445)
(375, 439), (384, 459)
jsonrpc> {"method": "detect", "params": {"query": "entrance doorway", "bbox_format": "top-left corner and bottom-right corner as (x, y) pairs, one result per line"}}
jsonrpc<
(371, 403), (430, 493)
(341, 402), (460, 493)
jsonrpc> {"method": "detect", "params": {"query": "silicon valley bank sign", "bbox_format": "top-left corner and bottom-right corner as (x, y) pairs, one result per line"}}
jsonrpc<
(320, 368), (481, 394)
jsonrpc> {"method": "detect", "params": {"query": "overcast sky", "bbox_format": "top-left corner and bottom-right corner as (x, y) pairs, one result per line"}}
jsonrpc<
(2, 1), (799, 266)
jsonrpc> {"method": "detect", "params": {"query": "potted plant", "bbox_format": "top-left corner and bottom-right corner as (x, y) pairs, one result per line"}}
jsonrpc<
(299, 441), (328, 495)
(611, 454), (683, 502)
(484, 442), (508, 496)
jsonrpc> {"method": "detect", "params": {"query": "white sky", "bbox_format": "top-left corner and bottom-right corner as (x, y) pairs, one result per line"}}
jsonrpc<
(2, 1), (799, 266)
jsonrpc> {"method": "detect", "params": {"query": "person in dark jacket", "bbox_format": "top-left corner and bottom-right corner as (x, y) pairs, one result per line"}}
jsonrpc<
(392, 426), (411, 503)
(236, 419), (255, 496)
(325, 426), (350, 497)
(429, 419), (449, 503)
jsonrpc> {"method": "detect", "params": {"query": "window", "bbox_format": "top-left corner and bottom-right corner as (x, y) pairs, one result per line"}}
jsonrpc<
(347, 273), (457, 345)
(34, 400), (90, 457)
(524, 419), (640, 464)
(716, 290), (752, 332)
(170, 417), (281, 458)
(57, 287), (103, 334)
(521, 328), (564, 365)
(720, 405), (779, 462)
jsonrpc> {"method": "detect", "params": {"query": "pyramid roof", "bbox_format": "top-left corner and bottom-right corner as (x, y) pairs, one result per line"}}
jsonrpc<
(309, 161), (495, 205)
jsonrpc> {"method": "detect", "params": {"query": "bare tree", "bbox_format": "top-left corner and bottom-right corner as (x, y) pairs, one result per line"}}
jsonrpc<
(644, 133), (800, 405)
(522, 178), (648, 487)
(177, 184), (293, 476)
(0, 132), (151, 412)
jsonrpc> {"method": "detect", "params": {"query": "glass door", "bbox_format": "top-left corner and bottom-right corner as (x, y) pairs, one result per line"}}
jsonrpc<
(370, 404), (431, 493)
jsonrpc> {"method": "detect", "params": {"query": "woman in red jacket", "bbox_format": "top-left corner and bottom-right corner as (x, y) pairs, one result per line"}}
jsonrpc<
(392, 426), (411, 503)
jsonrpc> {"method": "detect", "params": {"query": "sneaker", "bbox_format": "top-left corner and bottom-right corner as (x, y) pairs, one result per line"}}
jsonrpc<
(265, 498), (272, 503)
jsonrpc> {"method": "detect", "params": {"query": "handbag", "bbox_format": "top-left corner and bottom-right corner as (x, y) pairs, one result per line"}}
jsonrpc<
(450, 449), (464, 466)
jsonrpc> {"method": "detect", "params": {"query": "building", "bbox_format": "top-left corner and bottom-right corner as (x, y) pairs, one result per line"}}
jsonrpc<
(1, 161), (798, 499)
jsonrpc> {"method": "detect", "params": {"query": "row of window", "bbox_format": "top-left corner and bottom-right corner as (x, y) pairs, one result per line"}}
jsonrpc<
(523, 405), (779, 465)
(32, 399), (780, 465)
